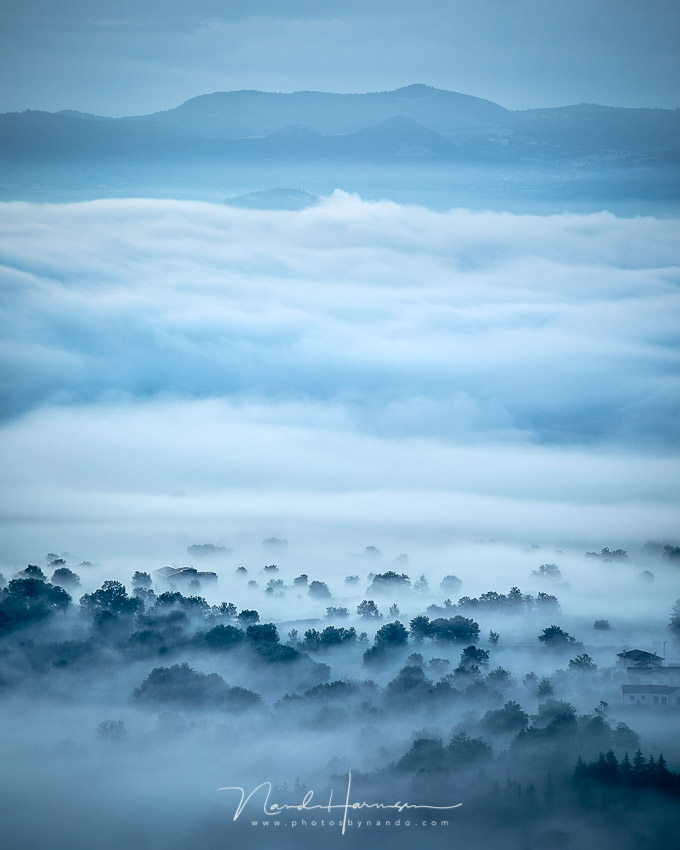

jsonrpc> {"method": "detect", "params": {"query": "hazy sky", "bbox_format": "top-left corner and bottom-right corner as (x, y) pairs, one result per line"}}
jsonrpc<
(1, 0), (678, 116)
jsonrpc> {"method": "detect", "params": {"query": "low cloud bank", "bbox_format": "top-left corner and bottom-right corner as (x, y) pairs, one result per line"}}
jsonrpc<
(0, 195), (678, 556)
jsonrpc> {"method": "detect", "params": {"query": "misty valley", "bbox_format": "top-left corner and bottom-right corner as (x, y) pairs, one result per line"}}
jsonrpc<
(0, 541), (679, 850)
(1, 76), (679, 850)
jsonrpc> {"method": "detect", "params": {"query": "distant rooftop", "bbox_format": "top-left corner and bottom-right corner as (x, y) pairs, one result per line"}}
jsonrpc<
(617, 649), (663, 661)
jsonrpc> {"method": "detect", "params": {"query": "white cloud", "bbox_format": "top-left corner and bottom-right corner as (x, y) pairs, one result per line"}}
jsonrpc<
(0, 195), (677, 441)
(0, 195), (678, 554)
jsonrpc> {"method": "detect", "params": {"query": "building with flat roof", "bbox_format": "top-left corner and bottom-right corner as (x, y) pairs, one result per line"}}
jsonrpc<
(153, 565), (217, 584)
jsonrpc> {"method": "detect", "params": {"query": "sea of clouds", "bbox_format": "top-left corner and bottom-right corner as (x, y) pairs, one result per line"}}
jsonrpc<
(0, 193), (678, 562)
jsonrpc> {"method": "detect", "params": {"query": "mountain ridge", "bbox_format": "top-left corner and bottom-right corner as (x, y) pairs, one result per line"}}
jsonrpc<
(3, 84), (678, 157)
(1, 85), (678, 209)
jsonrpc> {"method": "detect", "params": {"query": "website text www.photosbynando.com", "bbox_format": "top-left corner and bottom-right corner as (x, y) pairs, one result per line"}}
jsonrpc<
(219, 772), (461, 835)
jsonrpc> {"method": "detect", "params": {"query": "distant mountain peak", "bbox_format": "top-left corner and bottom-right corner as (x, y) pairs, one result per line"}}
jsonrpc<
(224, 188), (319, 211)
(393, 83), (436, 96)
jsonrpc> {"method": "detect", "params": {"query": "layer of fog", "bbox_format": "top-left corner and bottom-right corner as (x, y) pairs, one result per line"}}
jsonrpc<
(1, 546), (678, 850)
(0, 195), (678, 566)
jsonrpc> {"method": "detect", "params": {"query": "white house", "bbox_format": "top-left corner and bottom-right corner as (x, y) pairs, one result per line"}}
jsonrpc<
(621, 684), (680, 708)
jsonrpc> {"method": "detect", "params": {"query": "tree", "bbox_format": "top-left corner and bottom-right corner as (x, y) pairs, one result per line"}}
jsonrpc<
(153, 591), (209, 616)
(537, 624), (580, 648)
(537, 677), (554, 697)
(357, 600), (381, 619)
(478, 591), (506, 610)
(486, 666), (512, 689)
(613, 722), (639, 753)
(322, 626), (356, 646)
(326, 606), (349, 618)
(507, 586), (525, 608)
(447, 732), (492, 765)
(427, 598), (456, 615)
(248, 625), (302, 664)
(632, 750), (646, 776)
(460, 645), (490, 667)
(535, 699), (576, 726)
(488, 630), (499, 645)
(655, 752), (670, 780)
(594, 700), (608, 718)
(453, 663), (482, 685)
(132, 571), (152, 588)
(531, 563), (561, 580)
(593, 619), (610, 630)
(293, 574), (308, 587)
(586, 547), (628, 562)
(374, 621), (408, 647)
(212, 602), (237, 620)
(620, 752), (633, 780)
(367, 571), (410, 593)
(237, 609), (260, 626)
(396, 737), (445, 771)
(413, 575), (429, 592)
(481, 700), (529, 734)
(362, 644), (387, 665)
(51, 567), (81, 588)
(535, 592), (560, 611)
(409, 614), (432, 642)
(309, 580), (331, 599)
(202, 624), (244, 649)
(523, 672), (538, 692)
(19, 565), (47, 580)
(133, 662), (260, 709)
(265, 578), (284, 595)
(663, 544), (680, 563)
(304, 626), (356, 650)
(80, 580), (142, 617)
(568, 653), (597, 672)
(133, 587), (156, 606)
(0, 577), (71, 632)
(430, 615), (480, 643)
(246, 623), (279, 645)
(440, 575), (462, 594)
(386, 664), (432, 698)
(187, 543), (226, 556)
(428, 657), (450, 676)
(669, 599), (680, 636)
